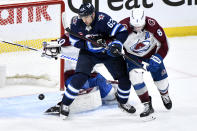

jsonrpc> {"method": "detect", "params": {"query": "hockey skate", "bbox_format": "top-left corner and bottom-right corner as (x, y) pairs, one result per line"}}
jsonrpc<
(140, 97), (154, 118)
(115, 93), (136, 114)
(59, 103), (70, 120)
(161, 94), (172, 110)
(118, 102), (136, 113)
(45, 101), (61, 114)
(140, 96), (156, 121)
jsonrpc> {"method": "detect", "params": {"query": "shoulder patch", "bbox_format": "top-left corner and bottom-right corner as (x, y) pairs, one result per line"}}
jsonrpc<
(147, 18), (156, 27)
(98, 14), (105, 21)
(71, 16), (78, 25)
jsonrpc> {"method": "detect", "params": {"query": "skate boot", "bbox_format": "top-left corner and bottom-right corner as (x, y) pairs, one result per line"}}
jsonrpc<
(115, 93), (136, 113)
(118, 102), (136, 113)
(140, 96), (154, 117)
(59, 103), (70, 120)
(45, 101), (61, 114)
(161, 93), (172, 110)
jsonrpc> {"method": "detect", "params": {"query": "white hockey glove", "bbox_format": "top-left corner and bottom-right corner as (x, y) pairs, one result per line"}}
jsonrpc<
(42, 41), (62, 59)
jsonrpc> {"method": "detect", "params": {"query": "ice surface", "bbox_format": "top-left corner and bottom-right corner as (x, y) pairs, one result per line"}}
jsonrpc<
(0, 36), (197, 131)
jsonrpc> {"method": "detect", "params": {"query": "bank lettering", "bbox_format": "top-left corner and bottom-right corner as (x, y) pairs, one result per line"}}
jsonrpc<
(0, 5), (51, 26)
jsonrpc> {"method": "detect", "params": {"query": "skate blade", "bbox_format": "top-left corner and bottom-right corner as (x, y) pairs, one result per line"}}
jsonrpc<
(102, 100), (117, 105)
(120, 109), (137, 116)
(60, 114), (68, 120)
(44, 111), (60, 115)
(140, 115), (156, 122)
(44, 109), (60, 114)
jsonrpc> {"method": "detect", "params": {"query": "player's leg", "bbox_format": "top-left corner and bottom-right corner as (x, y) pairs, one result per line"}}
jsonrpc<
(88, 73), (116, 104)
(126, 57), (154, 117)
(104, 56), (136, 113)
(60, 51), (95, 119)
(150, 63), (172, 110)
(129, 69), (154, 117)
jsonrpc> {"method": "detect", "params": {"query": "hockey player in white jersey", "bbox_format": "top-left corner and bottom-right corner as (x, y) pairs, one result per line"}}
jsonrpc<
(119, 8), (172, 118)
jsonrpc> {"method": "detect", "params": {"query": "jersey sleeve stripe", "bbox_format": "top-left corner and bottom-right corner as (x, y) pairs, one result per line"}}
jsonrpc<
(108, 40), (123, 46)
(119, 26), (127, 32)
(86, 41), (105, 53)
(110, 23), (121, 36)
(69, 35), (80, 46)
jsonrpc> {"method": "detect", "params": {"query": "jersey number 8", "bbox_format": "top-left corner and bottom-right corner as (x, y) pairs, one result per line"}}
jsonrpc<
(157, 29), (163, 36)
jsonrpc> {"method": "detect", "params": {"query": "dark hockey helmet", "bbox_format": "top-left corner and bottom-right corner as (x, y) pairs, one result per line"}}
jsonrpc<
(78, 3), (95, 17)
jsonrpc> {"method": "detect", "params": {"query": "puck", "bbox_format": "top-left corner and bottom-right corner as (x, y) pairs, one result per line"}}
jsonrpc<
(38, 94), (45, 100)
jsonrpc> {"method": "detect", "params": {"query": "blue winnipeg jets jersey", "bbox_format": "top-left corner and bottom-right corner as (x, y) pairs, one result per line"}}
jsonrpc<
(69, 12), (128, 53)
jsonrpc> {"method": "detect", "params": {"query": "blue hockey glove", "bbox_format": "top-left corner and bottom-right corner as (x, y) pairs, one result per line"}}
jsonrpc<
(146, 54), (163, 72)
(107, 40), (122, 57)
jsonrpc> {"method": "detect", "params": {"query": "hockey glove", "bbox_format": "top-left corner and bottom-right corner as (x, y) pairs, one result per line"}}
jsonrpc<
(107, 40), (122, 57)
(42, 41), (61, 59)
(91, 38), (106, 48)
(89, 35), (107, 48)
(146, 54), (163, 72)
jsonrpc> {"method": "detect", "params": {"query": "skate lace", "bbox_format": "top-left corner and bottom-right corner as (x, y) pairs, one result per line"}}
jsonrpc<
(143, 103), (150, 112)
(162, 95), (170, 104)
(123, 103), (132, 110)
(62, 105), (69, 112)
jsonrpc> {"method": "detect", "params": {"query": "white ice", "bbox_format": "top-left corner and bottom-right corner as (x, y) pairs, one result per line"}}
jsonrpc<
(0, 36), (197, 131)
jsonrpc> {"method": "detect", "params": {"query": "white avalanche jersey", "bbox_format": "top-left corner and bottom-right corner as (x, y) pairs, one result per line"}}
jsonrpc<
(120, 16), (169, 59)
(124, 30), (160, 57)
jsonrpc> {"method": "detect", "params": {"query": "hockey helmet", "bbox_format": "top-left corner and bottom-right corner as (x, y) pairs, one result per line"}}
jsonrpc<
(78, 3), (95, 17)
(130, 8), (145, 31)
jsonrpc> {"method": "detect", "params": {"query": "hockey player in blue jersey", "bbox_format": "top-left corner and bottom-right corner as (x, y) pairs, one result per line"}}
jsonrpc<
(59, 3), (136, 119)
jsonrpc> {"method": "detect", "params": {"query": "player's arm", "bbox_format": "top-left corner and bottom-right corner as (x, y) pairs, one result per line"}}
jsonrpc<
(150, 18), (169, 59)
(69, 16), (86, 49)
(103, 14), (128, 44)
(146, 17), (169, 72)
(119, 17), (133, 34)
(154, 26), (169, 59)
(102, 14), (128, 57)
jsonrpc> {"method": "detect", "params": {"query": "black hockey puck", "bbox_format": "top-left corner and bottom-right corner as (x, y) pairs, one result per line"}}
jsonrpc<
(38, 94), (45, 100)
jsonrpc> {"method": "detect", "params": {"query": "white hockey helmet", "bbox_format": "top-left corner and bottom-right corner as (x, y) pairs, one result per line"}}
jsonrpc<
(130, 8), (145, 32)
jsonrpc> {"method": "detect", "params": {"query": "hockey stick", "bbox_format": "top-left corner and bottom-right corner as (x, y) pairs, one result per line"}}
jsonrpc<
(65, 28), (146, 71)
(0, 39), (78, 62)
(65, 28), (105, 48)
(107, 80), (119, 84)
(0, 39), (39, 51)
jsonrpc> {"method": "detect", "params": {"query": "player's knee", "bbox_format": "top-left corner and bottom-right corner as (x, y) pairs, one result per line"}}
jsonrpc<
(118, 75), (131, 87)
(95, 74), (106, 84)
(129, 69), (144, 85)
(70, 72), (89, 89)
(154, 78), (169, 91)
